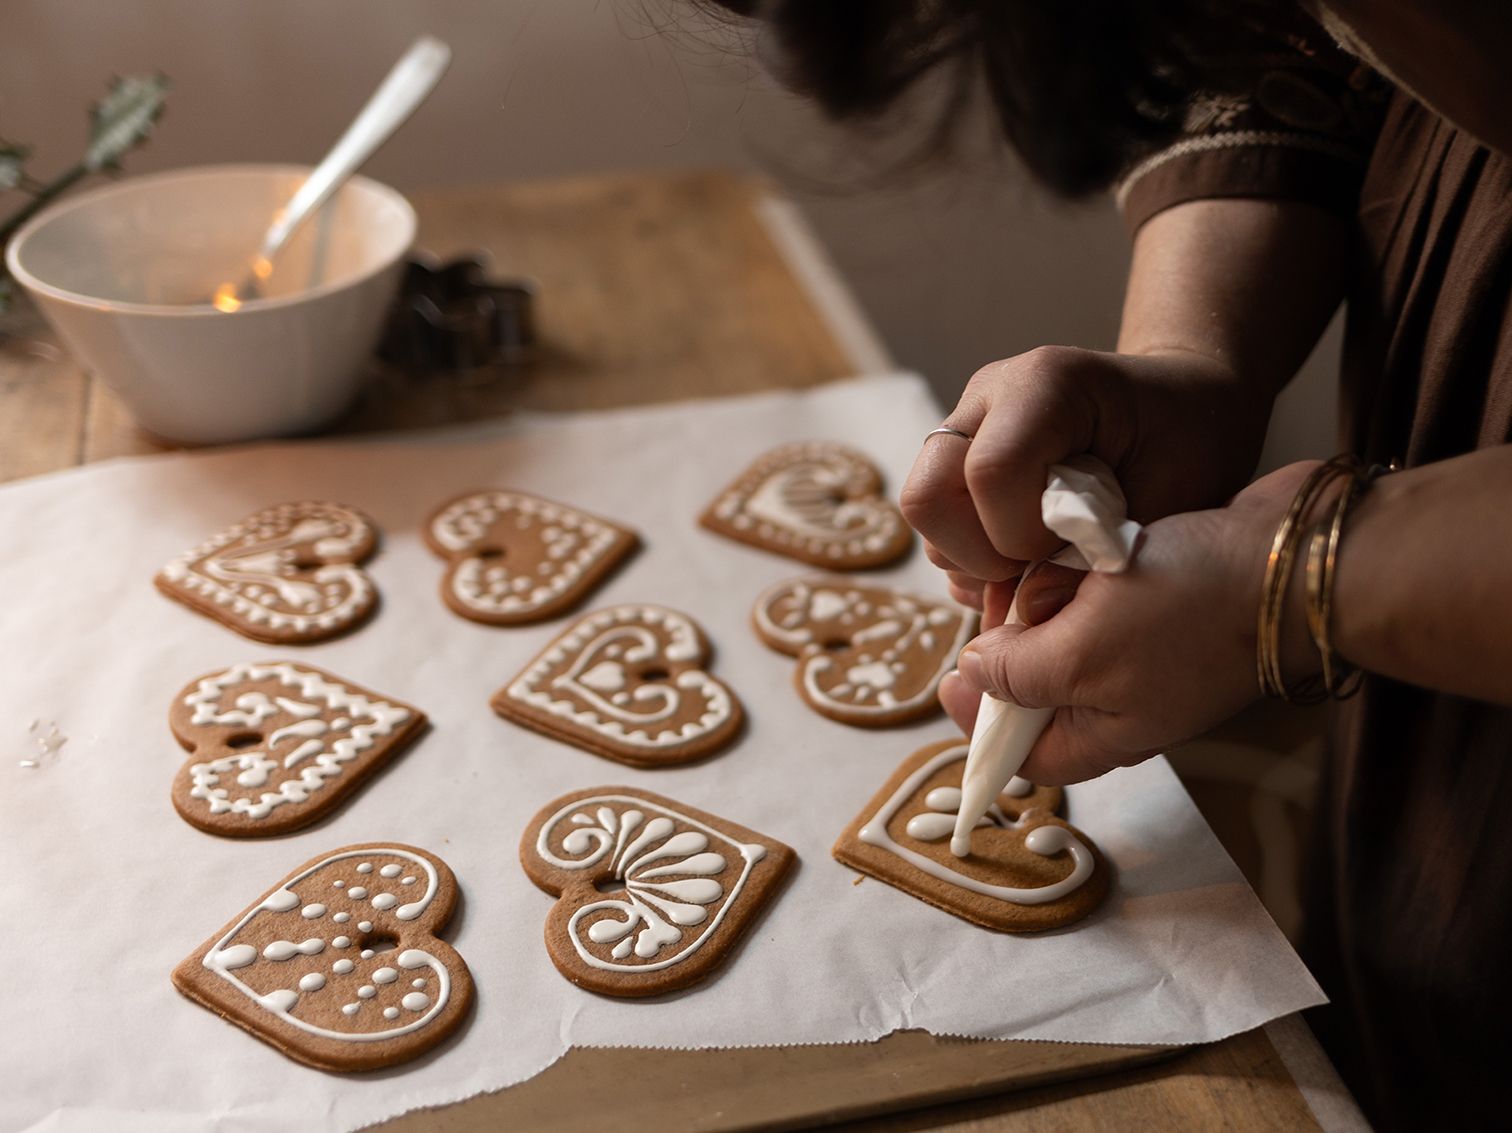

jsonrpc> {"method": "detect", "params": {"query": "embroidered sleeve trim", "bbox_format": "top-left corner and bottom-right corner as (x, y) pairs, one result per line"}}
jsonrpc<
(1115, 128), (1366, 210)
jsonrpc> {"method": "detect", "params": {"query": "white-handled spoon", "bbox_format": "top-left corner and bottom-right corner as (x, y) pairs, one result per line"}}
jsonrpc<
(212, 35), (451, 310)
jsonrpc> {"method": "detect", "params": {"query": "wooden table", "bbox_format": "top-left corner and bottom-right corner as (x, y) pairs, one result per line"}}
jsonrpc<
(0, 169), (1358, 1132)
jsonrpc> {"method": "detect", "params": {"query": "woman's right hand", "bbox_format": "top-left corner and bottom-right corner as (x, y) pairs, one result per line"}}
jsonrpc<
(901, 344), (1272, 612)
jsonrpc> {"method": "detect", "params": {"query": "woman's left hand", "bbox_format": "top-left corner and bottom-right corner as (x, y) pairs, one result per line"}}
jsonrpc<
(938, 462), (1324, 785)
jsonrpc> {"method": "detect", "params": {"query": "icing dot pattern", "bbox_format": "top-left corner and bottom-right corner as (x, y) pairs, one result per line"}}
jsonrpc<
(194, 848), (458, 1048)
(426, 490), (638, 626)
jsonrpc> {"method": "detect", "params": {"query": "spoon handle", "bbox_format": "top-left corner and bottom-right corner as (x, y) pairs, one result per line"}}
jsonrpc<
(256, 36), (451, 267)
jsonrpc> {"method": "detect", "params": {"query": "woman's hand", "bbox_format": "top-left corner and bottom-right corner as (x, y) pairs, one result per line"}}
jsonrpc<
(902, 345), (1274, 613)
(935, 463), (1323, 785)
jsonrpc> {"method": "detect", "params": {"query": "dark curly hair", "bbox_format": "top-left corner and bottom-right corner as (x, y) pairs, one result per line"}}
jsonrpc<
(708, 0), (1286, 197)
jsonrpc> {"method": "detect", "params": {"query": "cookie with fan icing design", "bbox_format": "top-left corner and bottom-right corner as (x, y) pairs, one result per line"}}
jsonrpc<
(752, 577), (976, 727)
(156, 501), (379, 644)
(521, 787), (795, 996)
(169, 662), (427, 837)
(833, 739), (1108, 932)
(424, 489), (638, 625)
(492, 604), (743, 766)
(699, 441), (912, 568)
(172, 842), (474, 1071)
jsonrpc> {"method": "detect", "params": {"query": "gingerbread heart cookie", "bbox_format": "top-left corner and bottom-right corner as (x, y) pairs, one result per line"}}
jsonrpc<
(752, 577), (976, 726)
(156, 501), (379, 644)
(170, 662), (427, 837)
(699, 441), (912, 568)
(425, 490), (638, 625)
(521, 787), (795, 996)
(833, 739), (1108, 932)
(492, 604), (744, 766)
(173, 843), (474, 1071)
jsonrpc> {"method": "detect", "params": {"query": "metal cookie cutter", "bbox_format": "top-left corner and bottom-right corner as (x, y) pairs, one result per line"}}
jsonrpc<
(379, 252), (536, 372)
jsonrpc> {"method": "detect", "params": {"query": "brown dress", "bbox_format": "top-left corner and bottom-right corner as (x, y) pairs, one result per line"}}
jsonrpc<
(1119, 13), (1512, 1131)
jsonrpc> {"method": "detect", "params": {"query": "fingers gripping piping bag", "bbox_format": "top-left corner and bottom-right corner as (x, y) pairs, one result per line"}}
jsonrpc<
(950, 455), (1143, 859)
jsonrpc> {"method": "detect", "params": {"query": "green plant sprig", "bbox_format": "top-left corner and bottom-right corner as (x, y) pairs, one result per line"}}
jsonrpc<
(0, 74), (169, 307)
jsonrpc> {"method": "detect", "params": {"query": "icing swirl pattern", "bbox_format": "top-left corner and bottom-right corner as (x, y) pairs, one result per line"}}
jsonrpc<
(493, 605), (743, 766)
(522, 789), (796, 996)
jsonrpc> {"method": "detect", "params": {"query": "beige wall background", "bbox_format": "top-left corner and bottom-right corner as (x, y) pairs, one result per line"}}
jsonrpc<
(0, 0), (1337, 473)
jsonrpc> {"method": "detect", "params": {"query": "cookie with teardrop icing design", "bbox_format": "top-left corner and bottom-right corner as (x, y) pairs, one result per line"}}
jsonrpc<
(424, 489), (639, 625)
(172, 842), (474, 1071)
(752, 577), (976, 727)
(521, 787), (795, 996)
(155, 501), (379, 643)
(699, 441), (913, 568)
(492, 604), (744, 766)
(833, 739), (1108, 932)
(169, 661), (427, 837)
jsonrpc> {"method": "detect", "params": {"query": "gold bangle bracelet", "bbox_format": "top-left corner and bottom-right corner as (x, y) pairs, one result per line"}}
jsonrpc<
(1305, 473), (1364, 698)
(1256, 455), (1360, 702)
(1303, 460), (1395, 700)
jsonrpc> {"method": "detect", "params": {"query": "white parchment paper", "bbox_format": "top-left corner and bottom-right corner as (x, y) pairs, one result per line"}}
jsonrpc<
(0, 374), (1323, 1132)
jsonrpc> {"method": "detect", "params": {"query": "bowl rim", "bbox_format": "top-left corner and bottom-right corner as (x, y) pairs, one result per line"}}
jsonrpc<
(3, 162), (417, 318)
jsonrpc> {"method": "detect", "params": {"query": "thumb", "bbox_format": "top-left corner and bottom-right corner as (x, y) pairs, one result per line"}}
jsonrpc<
(955, 616), (1081, 710)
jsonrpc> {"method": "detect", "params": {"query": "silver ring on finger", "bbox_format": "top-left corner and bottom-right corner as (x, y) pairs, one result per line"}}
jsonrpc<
(924, 426), (973, 444)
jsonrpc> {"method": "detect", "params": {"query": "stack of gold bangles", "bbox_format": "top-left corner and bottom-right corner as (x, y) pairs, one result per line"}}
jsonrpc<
(1257, 454), (1393, 702)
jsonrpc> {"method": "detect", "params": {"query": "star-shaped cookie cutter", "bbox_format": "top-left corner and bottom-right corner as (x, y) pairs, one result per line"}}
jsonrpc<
(379, 253), (536, 372)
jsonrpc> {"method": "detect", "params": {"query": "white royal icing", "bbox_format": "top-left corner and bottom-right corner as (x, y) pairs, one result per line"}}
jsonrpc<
(182, 662), (411, 820)
(535, 796), (767, 973)
(159, 502), (374, 635)
(202, 848), (450, 1043)
(753, 580), (974, 717)
(857, 744), (1094, 905)
(430, 491), (623, 618)
(711, 442), (904, 560)
(506, 606), (735, 749)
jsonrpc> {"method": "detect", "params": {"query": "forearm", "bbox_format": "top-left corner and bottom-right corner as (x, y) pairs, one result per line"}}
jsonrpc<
(902, 198), (1351, 573)
(1097, 197), (1350, 513)
(1119, 197), (1348, 396)
(1332, 447), (1512, 704)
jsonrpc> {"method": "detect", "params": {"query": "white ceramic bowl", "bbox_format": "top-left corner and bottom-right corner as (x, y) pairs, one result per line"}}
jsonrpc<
(6, 164), (415, 444)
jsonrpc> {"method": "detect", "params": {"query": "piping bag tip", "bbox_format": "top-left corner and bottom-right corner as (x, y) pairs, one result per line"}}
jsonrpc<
(950, 688), (1051, 858)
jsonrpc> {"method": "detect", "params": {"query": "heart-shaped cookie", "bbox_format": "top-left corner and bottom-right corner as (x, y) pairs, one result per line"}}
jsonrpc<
(425, 490), (639, 625)
(752, 577), (976, 726)
(521, 787), (795, 996)
(156, 501), (379, 644)
(833, 739), (1108, 932)
(492, 604), (743, 766)
(700, 441), (912, 568)
(173, 843), (474, 1071)
(169, 662), (427, 837)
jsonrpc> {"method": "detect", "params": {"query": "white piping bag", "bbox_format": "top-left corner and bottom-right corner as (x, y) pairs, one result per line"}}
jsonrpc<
(949, 455), (1143, 859)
